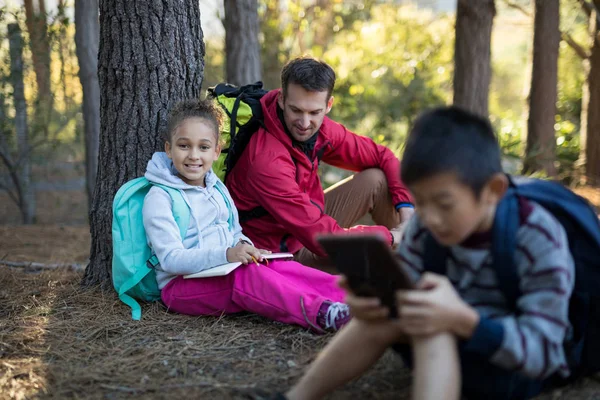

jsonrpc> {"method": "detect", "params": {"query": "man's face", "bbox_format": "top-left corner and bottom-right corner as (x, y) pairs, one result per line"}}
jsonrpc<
(277, 83), (333, 142)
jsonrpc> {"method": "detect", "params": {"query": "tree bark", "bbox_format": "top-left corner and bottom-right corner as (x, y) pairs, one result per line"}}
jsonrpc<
(8, 23), (35, 224)
(224, 0), (262, 86)
(523, 0), (560, 177)
(23, 0), (52, 137)
(74, 0), (100, 211)
(83, 0), (205, 288)
(259, 0), (284, 90)
(453, 0), (495, 117)
(584, 0), (600, 184)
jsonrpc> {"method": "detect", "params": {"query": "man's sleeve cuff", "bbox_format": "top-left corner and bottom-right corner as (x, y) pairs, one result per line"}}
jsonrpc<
(395, 203), (414, 210)
(461, 317), (504, 358)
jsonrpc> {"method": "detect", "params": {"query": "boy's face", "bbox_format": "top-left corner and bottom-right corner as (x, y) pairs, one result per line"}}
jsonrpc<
(409, 172), (506, 246)
(277, 83), (333, 142)
(165, 118), (220, 187)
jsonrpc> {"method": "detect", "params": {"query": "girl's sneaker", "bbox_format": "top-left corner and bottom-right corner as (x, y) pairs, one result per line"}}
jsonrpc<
(317, 301), (351, 331)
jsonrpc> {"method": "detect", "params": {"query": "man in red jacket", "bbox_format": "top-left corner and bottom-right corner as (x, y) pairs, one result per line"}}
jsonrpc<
(226, 57), (414, 270)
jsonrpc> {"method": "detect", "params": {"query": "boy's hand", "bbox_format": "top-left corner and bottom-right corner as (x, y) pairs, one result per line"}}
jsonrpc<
(226, 241), (264, 264)
(338, 275), (389, 321)
(396, 272), (479, 338)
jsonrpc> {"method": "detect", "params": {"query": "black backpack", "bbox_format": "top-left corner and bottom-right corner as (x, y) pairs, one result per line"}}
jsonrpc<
(207, 81), (268, 183)
(424, 176), (600, 378)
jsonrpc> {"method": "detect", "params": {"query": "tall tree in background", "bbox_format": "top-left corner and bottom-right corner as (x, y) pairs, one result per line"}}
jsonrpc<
(583, 0), (600, 184)
(453, 0), (495, 116)
(24, 0), (52, 136)
(83, 0), (205, 287)
(8, 24), (35, 224)
(224, 0), (262, 86)
(523, 0), (560, 176)
(74, 0), (100, 210)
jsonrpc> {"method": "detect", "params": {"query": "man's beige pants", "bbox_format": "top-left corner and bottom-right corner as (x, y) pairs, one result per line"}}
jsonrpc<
(294, 168), (401, 271)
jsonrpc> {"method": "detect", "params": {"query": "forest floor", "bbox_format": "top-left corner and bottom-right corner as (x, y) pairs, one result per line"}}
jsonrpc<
(0, 185), (599, 399)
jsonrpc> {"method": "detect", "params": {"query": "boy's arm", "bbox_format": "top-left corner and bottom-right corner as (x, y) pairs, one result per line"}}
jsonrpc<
(463, 218), (575, 379)
(142, 188), (230, 275)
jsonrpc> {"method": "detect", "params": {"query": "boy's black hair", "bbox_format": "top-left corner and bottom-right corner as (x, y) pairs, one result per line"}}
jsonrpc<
(281, 56), (336, 99)
(164, 99), (223, 143)
(401, 106), (502, 196)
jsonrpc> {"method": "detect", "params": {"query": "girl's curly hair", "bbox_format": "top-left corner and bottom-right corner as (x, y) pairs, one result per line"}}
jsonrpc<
(164, 98), (223, 143)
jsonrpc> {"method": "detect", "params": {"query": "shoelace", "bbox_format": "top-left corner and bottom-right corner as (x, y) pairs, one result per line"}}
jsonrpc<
(325, 302), (349, 330)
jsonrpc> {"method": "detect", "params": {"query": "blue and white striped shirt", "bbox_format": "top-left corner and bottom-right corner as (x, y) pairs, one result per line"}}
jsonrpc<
(397, 199), (575, 379)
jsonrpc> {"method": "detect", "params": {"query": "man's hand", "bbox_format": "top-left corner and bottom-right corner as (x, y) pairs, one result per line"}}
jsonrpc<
(396, 272), (479, 338)
(398, 207), (415, 224)
(226, 241), (264, 264)
(390, 207), (415, 247)
(338, 275), (389, 321)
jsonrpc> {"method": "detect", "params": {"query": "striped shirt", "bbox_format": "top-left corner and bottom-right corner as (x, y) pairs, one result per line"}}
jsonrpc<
(397, 199), (575, 379)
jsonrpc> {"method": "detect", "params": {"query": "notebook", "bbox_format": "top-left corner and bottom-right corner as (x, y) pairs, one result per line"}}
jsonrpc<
(183, 252), (294, 279)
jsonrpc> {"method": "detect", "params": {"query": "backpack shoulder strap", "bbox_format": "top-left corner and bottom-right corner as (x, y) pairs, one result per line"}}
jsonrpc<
(490, 184), (521, 310)
(152, 184), (190, 240)
(214, 181), (235, 233)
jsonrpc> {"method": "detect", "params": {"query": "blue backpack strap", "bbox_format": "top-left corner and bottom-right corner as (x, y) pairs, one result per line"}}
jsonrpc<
(154, 184), (190, 240)
(214, 181), (235, 232)
(490, 182), (521, 311)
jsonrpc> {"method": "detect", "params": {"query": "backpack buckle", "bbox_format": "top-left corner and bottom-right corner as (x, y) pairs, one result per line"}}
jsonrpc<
(146, 255), (159, 269)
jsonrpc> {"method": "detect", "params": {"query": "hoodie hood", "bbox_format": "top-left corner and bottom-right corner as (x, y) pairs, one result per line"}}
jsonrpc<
(145, 152), (218, 190)
(261, 90), (325, 168)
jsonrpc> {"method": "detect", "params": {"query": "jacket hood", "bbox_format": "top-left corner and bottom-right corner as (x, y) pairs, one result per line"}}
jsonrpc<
(144, 152), (218, 190)
(261, 90), (323, 166)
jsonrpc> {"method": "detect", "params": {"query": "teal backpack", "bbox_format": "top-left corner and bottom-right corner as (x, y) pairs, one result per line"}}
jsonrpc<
(111, 177), (190, 320)
(112, 175), (236, 320)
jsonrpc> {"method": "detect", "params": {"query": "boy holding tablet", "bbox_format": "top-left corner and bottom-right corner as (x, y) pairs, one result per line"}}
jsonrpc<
(282, 107), (576, 400)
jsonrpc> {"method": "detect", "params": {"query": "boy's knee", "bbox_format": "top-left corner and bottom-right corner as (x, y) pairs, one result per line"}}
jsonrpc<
(411, 332), (458, 355)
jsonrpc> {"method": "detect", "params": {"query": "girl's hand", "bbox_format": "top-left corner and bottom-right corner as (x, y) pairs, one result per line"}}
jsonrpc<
(226, 242), (263, 264)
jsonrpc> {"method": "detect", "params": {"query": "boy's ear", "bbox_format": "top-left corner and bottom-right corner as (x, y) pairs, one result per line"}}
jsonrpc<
(165, 141), (172, 158)
(486, 173), (508, 204)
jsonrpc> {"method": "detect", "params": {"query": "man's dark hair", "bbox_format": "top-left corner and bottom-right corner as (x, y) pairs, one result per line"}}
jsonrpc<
(164, 99), (223, 143)
(281, 56), (336, 99)
(401, 106), (503, 196)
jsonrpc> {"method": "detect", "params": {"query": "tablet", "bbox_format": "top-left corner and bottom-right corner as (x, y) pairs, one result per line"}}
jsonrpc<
(317, 234), (414, 318)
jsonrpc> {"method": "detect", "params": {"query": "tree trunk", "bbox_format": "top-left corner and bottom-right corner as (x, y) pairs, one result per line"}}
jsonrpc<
(23, 0), (52, 137)
(584, 0), (600, 184)
(453, 0), (495, 117)
(8, 24), (35, 224)
(523, 0), (560, 177)
(74, 0), (100, 211)
(83, 0), (205, 288)
(224, 0), (262, 86)
(259, 0), (284, 90)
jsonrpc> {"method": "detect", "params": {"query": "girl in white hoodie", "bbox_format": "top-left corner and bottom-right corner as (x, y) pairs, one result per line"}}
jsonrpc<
(142, 99), (350, 332)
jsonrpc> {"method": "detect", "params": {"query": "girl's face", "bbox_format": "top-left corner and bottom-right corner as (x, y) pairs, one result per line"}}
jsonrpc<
(165, 117), (220, 187)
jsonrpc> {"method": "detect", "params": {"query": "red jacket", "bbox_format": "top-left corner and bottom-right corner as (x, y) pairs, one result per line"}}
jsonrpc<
(226, 90), (413, 256)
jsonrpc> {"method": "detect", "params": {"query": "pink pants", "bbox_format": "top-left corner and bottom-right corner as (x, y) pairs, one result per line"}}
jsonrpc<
(160, 260), (346, 330)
